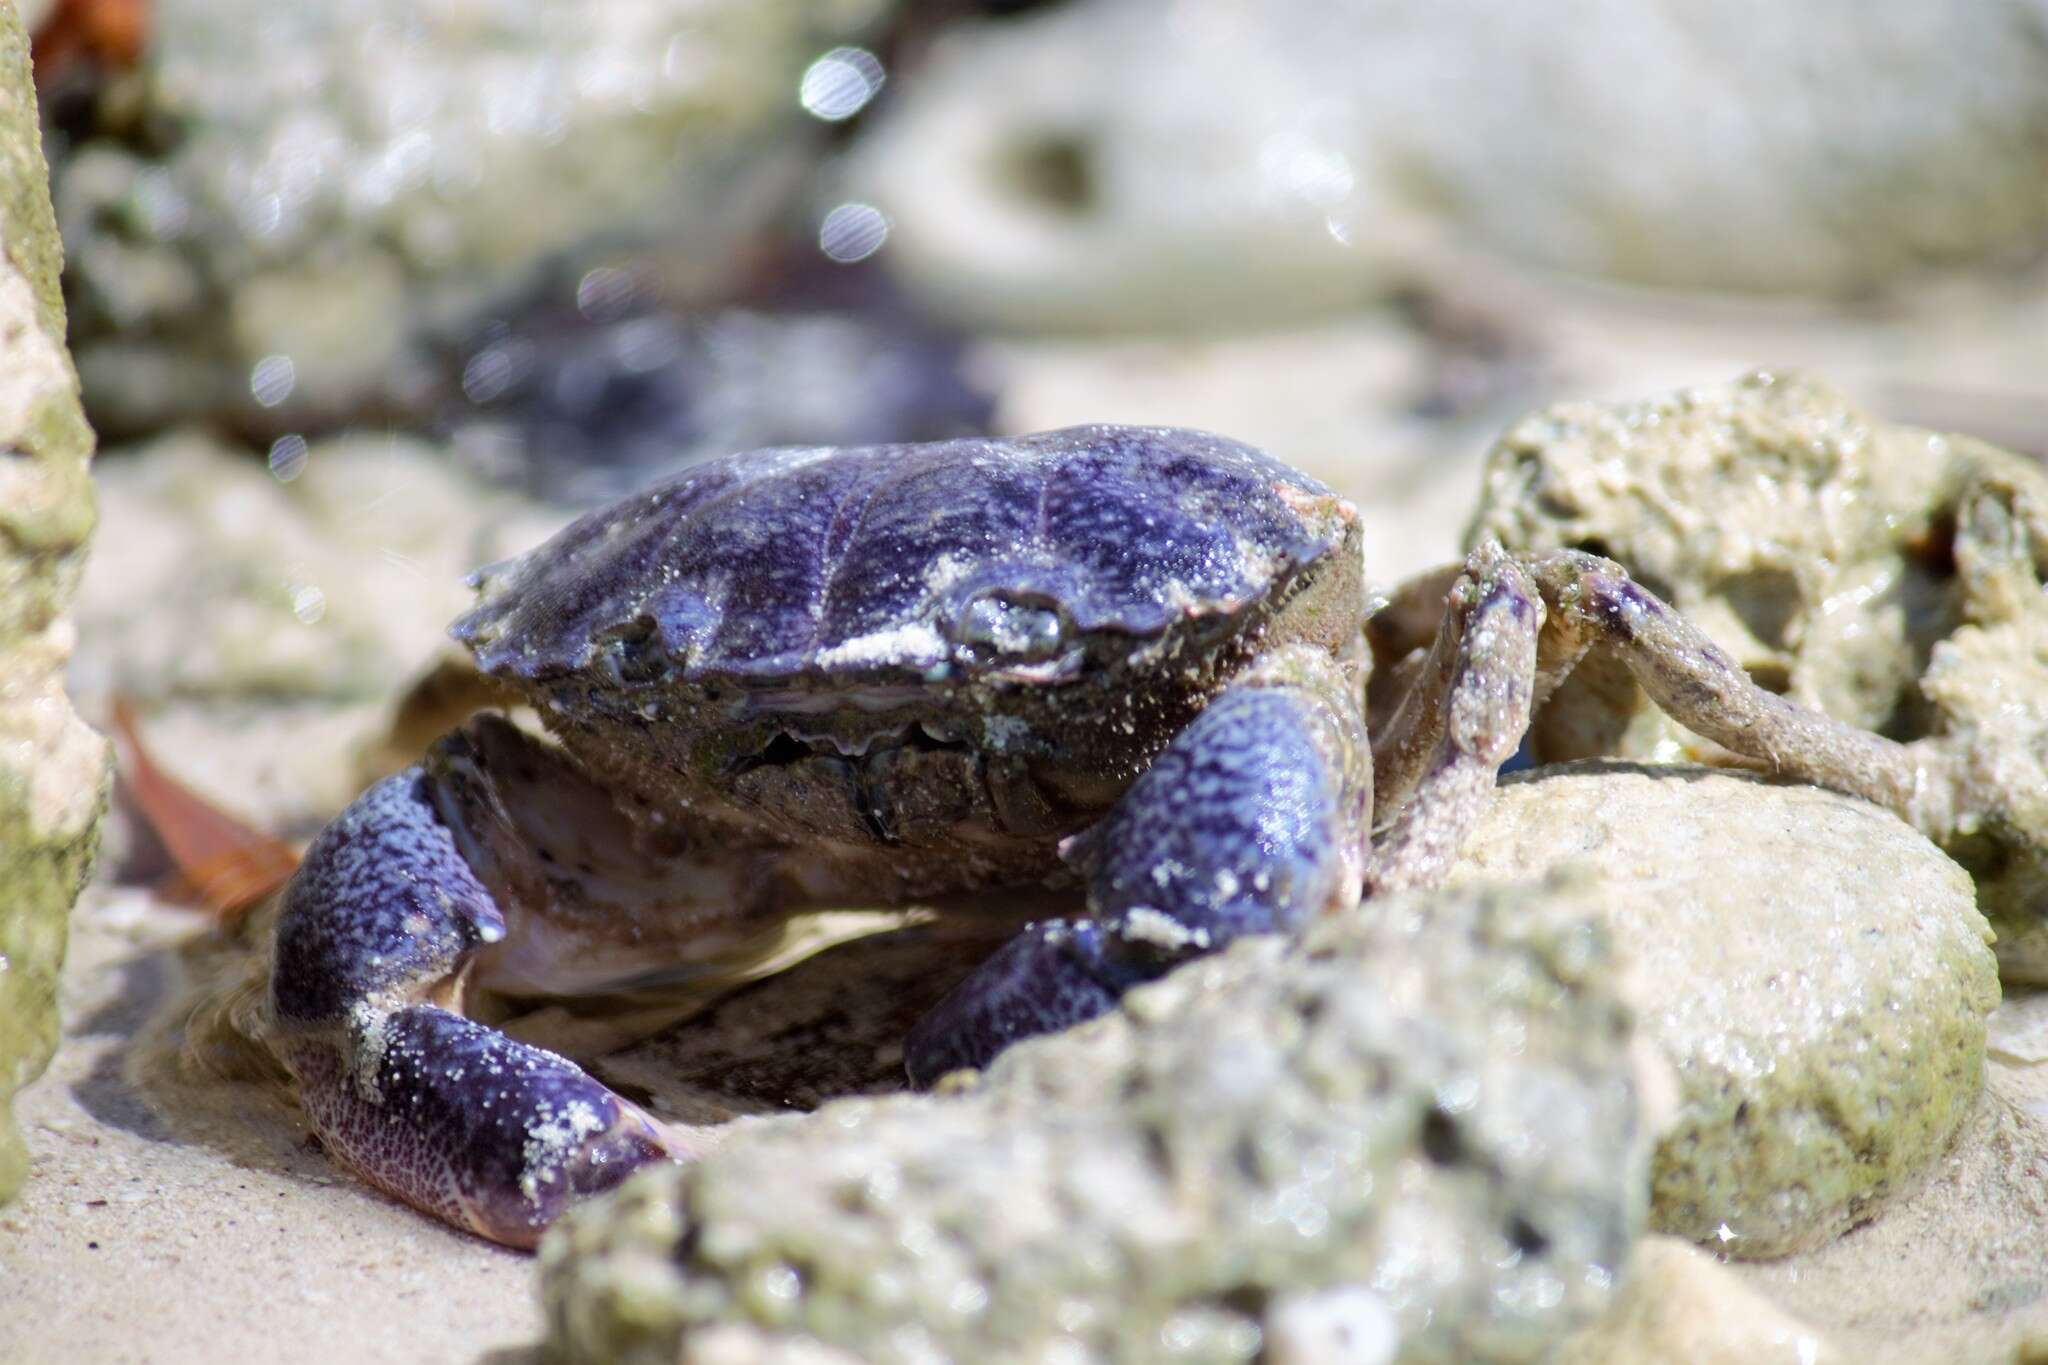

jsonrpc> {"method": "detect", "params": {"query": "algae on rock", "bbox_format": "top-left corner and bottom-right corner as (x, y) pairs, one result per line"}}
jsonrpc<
(1468, 372), (2048, 980)
(1448, 765), (1996, 1258)
(0, 2), (109, 1203)
(542, 879), (1658, 1365)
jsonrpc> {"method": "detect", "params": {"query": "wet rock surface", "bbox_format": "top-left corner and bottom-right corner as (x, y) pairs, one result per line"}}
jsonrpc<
(1469, 372), (2048, 980)
(17, 888), (2048, 1364)
(1448, 764), (1997, 1258)
(531, 765), (2000, 1360)
(0, 0), (106, 1205)
(541, 879), (1658, 1365)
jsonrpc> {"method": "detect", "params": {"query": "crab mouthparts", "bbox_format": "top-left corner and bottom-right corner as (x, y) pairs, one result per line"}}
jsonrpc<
(729, 718), (971, 772)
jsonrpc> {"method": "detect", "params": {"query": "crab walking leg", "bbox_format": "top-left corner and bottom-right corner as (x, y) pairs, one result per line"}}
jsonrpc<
(904, 647), (1371, 1086)
(1527, 550), (1953, 833)
(268, 769), (681, 1248)
(1365, 584), (1461, 820)
(1364, 548), (1541, 894)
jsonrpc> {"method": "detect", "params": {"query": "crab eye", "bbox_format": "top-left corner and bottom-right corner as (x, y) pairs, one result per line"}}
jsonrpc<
(958, 593), (1066, 661)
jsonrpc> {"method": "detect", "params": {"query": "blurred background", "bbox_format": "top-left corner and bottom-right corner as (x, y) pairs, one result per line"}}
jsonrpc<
(30, 0), (2048, 834)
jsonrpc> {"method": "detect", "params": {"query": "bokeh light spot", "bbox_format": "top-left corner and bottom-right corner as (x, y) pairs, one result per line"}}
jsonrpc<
(267, 433), (310, 482)
(249, 354), (297, 408)
(800, 47), (885, 122)
(290, 585), (327, 625)
(819, 202), (889, 263)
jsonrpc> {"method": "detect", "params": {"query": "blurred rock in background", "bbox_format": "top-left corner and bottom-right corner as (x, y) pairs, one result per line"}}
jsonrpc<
(851, 0), (2048, 331)
(46, 0), (902, 440)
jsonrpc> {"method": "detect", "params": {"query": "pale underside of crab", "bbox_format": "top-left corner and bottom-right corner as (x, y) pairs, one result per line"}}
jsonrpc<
(266, 425), (1959, 1247)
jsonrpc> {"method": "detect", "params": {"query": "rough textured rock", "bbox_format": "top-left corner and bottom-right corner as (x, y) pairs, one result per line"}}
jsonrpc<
(541, 879), (1658, 1365)
(0, 2), (108, 1203)
(1448, 764), (1997, 1258)
(75, 431), (553, 703)
(849, 0), (2048, 331)
(1917, 606), (2048, 978)
(1469, 372), (2048, 980)
(51, 0), (895, 439)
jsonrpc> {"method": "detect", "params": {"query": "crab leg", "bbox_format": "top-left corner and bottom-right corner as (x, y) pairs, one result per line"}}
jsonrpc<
(1525, 549), (1952, 833)
(904, 646), (1371, 1085)
(269, 761), (685, 1248)
(1364, 545), (1541, 894)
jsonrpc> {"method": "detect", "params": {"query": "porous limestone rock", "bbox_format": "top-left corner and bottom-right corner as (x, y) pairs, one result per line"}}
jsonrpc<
(1449, 764), (1997, 1258)
(541, 880), (1659, 1365)
(848, 0), (2048, 331)
(51, 0), (895, 439)
(0, 2), (108, 1203)
(1469, 372), (2048, 980)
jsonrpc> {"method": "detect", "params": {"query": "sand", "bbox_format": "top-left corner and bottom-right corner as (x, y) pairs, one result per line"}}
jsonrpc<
(0, 891), (538, 1365)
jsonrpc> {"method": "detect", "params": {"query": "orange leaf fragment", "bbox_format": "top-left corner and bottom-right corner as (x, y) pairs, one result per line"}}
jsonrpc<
(110, 699), (300, 921)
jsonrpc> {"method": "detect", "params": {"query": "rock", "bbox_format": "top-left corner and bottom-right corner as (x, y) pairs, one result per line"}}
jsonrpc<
(1447, 764), (1997, 1258)
(0, 2), (108, 1204)
(849, 0), (2048, 331)
(1916, 607), (2048, 979)
(51, 0), (896, 439)
(1467, 372), (1993, 740)
(13, 3), (55, 36)
(1467, 371), (2048, 980)
(74, 431), (555, 703)
(1555, 1236), (1835, 1365)
(541, 879), (1659, 1365)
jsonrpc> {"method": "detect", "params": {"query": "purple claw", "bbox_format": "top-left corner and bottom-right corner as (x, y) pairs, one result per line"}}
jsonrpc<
(286, 1007), (672, 1247)
(906, 670), (1368, 1085)
(904, 920), (1142, 1087)
(271, 766), (679, 1246)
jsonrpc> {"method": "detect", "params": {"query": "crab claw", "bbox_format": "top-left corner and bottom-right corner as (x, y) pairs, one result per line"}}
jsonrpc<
(902, 919), (1146, 1087)
(281, 1007), (680, 1248)
(906, 648), (1371, 1085)
(269, 766), (686, 1247)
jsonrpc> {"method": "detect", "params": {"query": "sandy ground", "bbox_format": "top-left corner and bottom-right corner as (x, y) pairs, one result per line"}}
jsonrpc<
(0, 892), (539, 1365)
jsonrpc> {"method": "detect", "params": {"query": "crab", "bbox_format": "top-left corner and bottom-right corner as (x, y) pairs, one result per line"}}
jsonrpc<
(267, 425), (1947, 1247)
